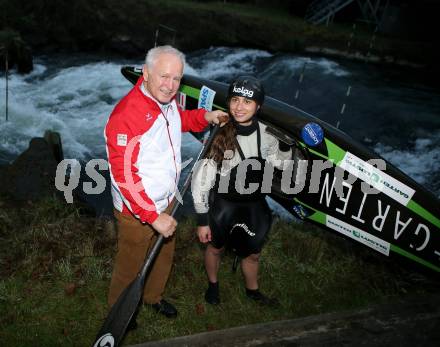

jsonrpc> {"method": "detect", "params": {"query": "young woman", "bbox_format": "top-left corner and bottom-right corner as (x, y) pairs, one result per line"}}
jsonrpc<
(191, 76), (291, 306)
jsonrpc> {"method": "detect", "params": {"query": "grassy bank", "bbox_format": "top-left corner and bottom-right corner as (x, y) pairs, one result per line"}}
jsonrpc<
(0, 195), (437, 346)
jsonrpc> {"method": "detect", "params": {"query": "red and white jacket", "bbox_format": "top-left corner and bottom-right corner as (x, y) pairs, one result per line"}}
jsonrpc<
(105, 77), (207, 224)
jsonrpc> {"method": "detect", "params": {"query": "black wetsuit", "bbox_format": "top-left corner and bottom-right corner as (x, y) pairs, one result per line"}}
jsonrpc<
(208, 120), (272, 257)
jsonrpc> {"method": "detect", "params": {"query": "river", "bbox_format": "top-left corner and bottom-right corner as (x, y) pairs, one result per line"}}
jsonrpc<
(0, 47), (439, 216)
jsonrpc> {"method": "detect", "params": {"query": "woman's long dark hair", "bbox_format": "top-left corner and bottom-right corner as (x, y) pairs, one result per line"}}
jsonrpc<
(206, 118), (237, 163)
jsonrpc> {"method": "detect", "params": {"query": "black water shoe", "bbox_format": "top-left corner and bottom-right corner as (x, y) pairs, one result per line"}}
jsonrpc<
(150, 299), (178, 318)
(245, 288), (279, 307)
(205, 281), (220, 305)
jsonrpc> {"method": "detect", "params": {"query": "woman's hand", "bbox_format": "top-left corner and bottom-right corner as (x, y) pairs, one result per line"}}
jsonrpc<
(197, 225), (212, 243)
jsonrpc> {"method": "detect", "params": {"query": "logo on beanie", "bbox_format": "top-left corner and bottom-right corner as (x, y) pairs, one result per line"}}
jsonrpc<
(233, 86), (254, 98)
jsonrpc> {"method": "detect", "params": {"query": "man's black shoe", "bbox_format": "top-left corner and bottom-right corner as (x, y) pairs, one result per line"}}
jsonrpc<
(205, 282), (220, 305)
(150, 299), (178, 318)
(245, 288), (279, 307)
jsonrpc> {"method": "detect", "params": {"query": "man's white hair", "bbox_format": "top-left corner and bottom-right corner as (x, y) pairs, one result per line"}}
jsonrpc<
(145, 45), (186, 69)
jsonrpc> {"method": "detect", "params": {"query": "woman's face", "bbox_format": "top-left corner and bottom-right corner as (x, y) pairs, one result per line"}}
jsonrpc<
(229, 96), (259, 126)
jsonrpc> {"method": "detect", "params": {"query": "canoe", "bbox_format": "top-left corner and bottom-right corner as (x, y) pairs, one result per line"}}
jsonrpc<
(121, 66), (440, 274)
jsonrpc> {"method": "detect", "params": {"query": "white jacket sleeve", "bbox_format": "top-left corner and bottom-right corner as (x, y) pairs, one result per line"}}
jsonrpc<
(191, 158), (218, 225)
(262, 127), (292, 168)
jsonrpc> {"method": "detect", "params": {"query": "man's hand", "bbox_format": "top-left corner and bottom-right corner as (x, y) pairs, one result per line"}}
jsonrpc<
(151, 213), (177, 238)
(204, 110), (229, 126)
(197, 225), (212, 243)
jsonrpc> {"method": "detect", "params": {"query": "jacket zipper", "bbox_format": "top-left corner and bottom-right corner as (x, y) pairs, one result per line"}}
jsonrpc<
(163, 108), (178, 203)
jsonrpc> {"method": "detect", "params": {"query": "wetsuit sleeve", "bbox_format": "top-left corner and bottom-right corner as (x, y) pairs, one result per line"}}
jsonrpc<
(179, 108), (208, 133)
(105, 110), (159, 224)
(263, 130), (292, 169)
(191, 158), (217, 226)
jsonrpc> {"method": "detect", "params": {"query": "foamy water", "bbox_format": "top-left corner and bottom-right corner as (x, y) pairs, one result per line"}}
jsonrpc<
(375, 133), (440, 195)
(0, 60), (131, 160)
(0, 47), (438, 201)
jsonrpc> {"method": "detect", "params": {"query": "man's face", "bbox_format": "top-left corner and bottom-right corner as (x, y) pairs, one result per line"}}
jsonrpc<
(143, 53), (183, 104)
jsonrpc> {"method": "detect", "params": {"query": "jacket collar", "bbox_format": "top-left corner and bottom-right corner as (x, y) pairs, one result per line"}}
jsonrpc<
(234, 116), (258, 136)
(134, 76), (176, 117)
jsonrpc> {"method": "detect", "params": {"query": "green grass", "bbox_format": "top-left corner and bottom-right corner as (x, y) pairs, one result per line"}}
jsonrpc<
(0, 194), (437, 346)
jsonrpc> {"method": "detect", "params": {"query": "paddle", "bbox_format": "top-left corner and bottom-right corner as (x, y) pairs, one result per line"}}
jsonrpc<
(92, 124), (221, 347)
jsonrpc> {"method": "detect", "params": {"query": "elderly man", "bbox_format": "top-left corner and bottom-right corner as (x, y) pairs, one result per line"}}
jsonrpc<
(105, 45), (227, 321)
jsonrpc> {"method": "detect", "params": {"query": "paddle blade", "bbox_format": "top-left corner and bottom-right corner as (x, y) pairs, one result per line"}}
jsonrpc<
(92, 275), (144, 347)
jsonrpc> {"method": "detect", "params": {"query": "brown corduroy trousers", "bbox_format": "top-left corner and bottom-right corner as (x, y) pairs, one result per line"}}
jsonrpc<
(107, 209), (175, 307)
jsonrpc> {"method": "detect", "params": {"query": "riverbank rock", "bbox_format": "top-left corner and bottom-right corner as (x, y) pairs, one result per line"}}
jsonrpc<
(0, 135), (60, 201)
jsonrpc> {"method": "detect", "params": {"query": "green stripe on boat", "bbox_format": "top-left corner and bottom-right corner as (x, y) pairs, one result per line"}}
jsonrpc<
(180, 84), (200, 100)
(325, 138), (346, 165)
(180, 84), (226, 111)
(391, 244), (440, 272)
(294, 198), (440, 273)
(304, 138), (440, 231)
(407, 200), (440, 229)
